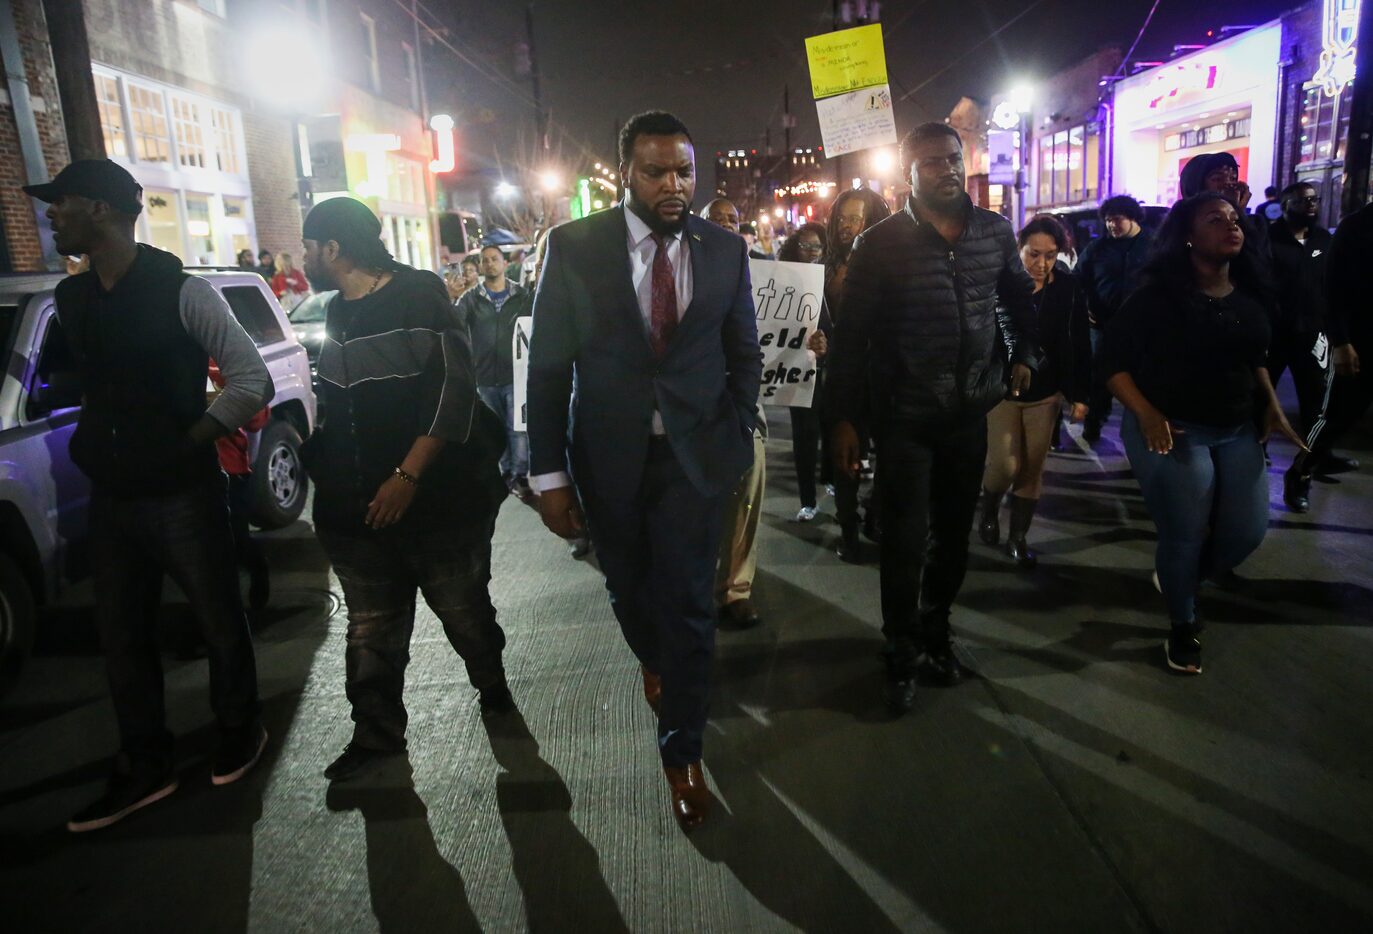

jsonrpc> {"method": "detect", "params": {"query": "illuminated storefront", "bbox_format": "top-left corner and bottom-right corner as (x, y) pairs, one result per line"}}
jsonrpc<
(302, 86), (435, 271)
(1110, 22), (1283, 206)
(93, 63), (255, 265)
(1290, 0), (1362, 225)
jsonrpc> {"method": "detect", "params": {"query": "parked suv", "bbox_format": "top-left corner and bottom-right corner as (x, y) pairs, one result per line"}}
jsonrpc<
(0, 270), (316, 691)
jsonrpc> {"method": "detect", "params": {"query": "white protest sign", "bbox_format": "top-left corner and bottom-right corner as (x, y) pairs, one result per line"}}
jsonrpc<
(512, 316), (532, 430)
(815, 83), (898, 157)
(751, 258), (824, 408)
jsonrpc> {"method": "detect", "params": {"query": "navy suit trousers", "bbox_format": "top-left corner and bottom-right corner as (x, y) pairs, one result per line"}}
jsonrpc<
(580, 437), (724, 767)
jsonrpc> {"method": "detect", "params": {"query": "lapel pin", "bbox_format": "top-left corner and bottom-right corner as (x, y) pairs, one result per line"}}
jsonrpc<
(691, 233), (702, 242)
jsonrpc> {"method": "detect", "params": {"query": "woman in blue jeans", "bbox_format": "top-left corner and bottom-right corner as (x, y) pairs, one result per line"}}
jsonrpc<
(1100, 192), (1306, 674)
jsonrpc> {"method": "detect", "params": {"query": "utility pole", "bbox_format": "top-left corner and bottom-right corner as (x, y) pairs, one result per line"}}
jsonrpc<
(1340, 0), (1373, 214)
(41, 0), (102, 161)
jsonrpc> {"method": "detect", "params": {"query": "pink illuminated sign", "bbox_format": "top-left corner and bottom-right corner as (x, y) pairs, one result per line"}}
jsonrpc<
(1148, 62), (1222, 110)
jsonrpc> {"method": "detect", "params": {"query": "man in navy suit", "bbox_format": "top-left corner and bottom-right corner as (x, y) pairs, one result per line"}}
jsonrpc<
(527, 111), (762, 832)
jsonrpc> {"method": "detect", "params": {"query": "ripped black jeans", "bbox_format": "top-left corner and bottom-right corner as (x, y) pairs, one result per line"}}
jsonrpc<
(316, 521), (507, 752)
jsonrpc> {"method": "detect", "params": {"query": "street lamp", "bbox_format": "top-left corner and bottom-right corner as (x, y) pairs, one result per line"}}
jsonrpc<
(1008, 85), (1034, 230)
(494, 181), (518, 199)
(539, 170), (563, 193)
(870, 147), (895, 175)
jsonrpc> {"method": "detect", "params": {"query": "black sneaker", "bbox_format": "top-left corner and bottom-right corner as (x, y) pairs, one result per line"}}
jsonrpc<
(211, 724), (268, 786)
(324, 743), (404, 782)
(68, 759), (178, 833)
(1164, 623), (1202, 675)
(921, 641), (966, 687)
(479, 684), (517, 717)
(836, 522), (863, 564)
(881, 642), (917, 715)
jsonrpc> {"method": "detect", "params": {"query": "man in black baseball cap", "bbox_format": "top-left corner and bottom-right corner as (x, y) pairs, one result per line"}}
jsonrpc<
(298, 197), (515, 782)
(25, 160), (276, 832)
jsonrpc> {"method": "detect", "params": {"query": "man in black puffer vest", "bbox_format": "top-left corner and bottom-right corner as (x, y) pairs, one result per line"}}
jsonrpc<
(26, 161), (275, 832)
(297, 198), (513, 783)
(829, 124), (1038, 714)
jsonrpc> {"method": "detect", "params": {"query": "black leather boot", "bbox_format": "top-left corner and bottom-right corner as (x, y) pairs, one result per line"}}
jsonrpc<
(837, 520), (863, 564)
(1004, 496), (1038, 569)
(978, 489), (1003, 546)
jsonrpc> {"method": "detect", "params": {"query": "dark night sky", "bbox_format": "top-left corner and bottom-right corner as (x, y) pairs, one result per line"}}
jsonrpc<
(520, 0), (1297, 194)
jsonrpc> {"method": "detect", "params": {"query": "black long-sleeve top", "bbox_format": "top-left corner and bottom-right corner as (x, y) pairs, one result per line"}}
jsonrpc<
(1098, 282), (1271, 428)
(1017, 269), (1092, 404)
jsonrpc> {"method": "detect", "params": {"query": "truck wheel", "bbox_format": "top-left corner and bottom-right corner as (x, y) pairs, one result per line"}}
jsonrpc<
(0, 552), (36, 697)
(251, 419), (309, 530)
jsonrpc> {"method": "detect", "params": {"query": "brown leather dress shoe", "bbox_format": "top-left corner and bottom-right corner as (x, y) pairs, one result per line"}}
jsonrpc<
(640, 665), (661, 715)
(663, 762), (711, 832)
(720, 598), (762, 628)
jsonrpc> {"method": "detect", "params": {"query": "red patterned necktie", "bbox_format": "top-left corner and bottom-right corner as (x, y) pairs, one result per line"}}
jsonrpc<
(649, 232), (678, 356)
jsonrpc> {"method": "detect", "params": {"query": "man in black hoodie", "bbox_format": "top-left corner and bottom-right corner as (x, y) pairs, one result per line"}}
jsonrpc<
(1268, 182), (1336, 512)
(26, 160), (275, 832)
(298, 197), (513, 783)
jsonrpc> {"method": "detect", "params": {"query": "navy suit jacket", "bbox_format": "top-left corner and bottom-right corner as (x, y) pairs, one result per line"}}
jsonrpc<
(527, 208), (762, 503)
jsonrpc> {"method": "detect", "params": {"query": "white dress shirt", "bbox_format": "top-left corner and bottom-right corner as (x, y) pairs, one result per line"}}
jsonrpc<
(531, 206), (693, 493)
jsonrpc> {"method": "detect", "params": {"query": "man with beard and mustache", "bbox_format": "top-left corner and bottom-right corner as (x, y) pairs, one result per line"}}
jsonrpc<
(24, 160), (274, 831)
(828, 123), (1038, 715)
(1267, 182), (1336, 513)
(527, 111), (762, 832)
(297, 197), (514, 783)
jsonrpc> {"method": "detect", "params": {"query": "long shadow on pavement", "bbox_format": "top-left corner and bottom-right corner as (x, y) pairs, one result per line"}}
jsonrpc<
(326, 758), (483, 933)
(481, 711), (629, 932)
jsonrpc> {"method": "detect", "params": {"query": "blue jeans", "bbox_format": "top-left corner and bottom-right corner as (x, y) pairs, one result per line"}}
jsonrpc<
(478, 384), (530, 481)
(1120, 411), (1269, 624)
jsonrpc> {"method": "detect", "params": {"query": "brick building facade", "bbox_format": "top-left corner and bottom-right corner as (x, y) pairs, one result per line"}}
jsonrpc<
(0, 0), (71, 271)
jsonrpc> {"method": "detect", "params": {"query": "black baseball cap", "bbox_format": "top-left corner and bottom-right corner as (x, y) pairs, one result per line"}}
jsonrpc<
(23, 159), (144, 215)
(302, 196), (382, 244)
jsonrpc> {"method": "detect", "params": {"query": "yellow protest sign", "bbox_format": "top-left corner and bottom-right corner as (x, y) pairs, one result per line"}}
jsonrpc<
(805, 24), (888, 100)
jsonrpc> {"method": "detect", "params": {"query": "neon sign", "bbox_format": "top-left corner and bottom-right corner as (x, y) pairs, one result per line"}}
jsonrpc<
(429, 114), (455, 173)
(1148, 61), (1221, 110)
(1313, 0), (1359, 96)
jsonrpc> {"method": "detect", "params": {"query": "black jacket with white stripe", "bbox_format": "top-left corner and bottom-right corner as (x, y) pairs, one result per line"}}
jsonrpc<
(302, 264), (506, 533)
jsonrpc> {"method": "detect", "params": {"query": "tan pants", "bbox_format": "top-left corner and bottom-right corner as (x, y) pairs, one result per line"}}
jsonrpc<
(983, 394), (1061, 500)
(715, 430), (767, 605)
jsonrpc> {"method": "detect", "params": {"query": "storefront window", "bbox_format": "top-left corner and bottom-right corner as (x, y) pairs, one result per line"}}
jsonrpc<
(185, 193), (215, 263)
(144, 190), (183, 256)
(1037, 137), (1052, 204)
(127, 84), (171, 164)
(1067, 127), (1085, 202)
(1084, 125), (1100, 201)
(1052, 131), (1068, 206)
(94, 74), (127, 158)
(171, 96), (206, 169)
(1298, 84), (1349, 165)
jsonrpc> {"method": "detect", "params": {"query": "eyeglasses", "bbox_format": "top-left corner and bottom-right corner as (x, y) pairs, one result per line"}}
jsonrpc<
(796, 241), (824, 252)
(1291, 195), (1321, 205)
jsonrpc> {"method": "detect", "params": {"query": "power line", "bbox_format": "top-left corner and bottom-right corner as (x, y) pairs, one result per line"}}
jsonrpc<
(383, 0), (610, 165)
(1114, 0), (1164, 77)
(894, 0), (1048, 105)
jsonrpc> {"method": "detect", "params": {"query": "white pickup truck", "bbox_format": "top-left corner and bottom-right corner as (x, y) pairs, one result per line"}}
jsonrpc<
(0, 270), (316, 691)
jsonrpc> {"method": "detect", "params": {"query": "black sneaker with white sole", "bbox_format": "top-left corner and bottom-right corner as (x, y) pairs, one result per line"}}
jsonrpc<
(211, 724), (268, 786)
(1165, 623), (1202, 675)
(68, 760), (178, 833)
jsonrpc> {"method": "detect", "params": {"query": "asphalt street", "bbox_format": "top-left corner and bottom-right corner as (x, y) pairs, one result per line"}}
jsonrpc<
(2, 409), (1371, 933)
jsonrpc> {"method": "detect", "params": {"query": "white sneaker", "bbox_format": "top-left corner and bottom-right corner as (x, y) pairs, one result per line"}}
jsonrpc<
(795, 506), (818, 522)
(825, 485), (836, 497)
(1152, 570), (1162, 593)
